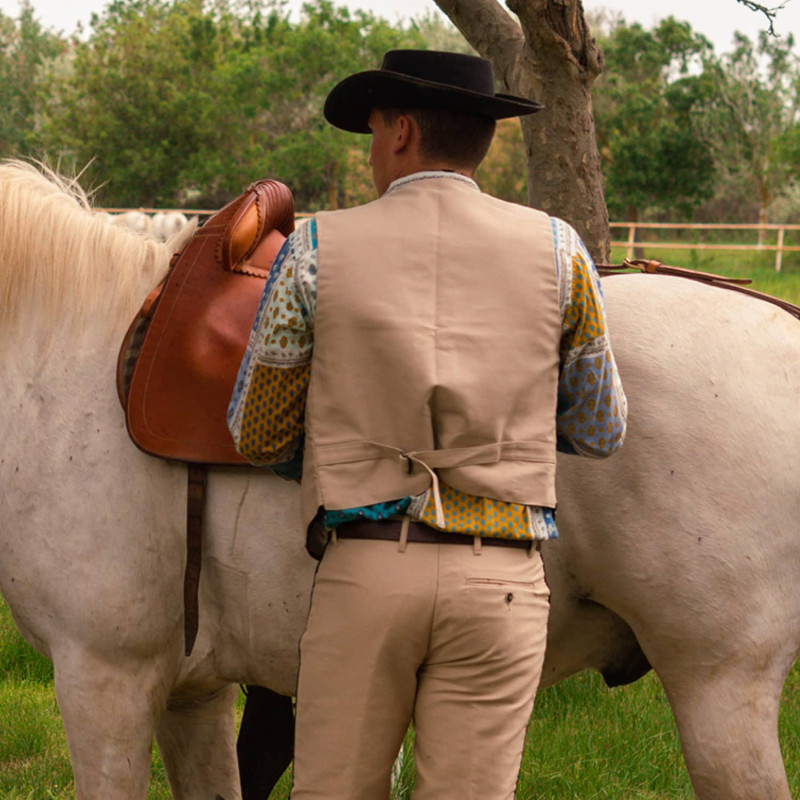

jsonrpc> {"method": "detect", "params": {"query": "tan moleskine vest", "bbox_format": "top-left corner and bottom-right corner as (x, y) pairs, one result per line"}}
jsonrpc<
(301, 176), (561, 530)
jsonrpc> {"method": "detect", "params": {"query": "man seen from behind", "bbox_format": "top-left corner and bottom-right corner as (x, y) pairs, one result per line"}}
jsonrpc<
(229, 49), (627, 800)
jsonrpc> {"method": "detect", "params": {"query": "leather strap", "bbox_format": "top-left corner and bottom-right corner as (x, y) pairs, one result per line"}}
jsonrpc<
(336, 518), (535, 549)
(598, 258), (800, 322)
(184, 464), (207, 656)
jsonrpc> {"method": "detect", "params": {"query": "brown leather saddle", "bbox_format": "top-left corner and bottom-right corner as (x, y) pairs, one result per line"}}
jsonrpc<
(119, 179), (295, 462)
(117, 178), (295, 654)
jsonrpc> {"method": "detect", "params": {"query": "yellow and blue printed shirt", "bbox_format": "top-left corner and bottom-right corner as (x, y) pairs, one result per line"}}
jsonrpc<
(228, 172), (627, 541)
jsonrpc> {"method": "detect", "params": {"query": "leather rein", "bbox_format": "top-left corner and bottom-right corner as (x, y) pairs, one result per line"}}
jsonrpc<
(597, 258), (800, 322)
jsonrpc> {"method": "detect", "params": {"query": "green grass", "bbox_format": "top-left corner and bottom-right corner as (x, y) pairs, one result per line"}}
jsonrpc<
(519, 673), (691, 799)
(4, 595), (800, 798)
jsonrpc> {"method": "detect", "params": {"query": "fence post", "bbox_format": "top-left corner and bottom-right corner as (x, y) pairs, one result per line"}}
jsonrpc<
(627, 225), (636, 260)
(776, 226), (785, 272)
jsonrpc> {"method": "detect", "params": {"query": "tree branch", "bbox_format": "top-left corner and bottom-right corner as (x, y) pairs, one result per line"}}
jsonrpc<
(735, 0), (790, 36)
(433, 0), (525, 83)
(507, 0), (604, 81)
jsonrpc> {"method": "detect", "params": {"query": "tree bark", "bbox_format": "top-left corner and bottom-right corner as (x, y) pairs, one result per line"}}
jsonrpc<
(434, 0), (610, 261)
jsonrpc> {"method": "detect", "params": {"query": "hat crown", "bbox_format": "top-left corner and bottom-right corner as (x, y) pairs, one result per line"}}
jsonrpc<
(381, 50), (496, 97)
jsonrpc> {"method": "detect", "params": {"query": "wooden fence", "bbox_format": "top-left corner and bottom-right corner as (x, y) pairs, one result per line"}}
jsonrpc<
(611, 222), (800, 272)
(100, 209), (800, 272)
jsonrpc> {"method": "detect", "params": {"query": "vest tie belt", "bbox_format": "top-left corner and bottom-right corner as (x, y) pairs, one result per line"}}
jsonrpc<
(315, 439), (556, 529)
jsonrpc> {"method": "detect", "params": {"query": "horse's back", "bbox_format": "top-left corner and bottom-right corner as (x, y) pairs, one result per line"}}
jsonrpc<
(604, 272), (796, 402)
(603, 274), (799, 488)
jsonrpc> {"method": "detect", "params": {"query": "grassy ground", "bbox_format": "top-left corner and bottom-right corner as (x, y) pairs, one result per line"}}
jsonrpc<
(3, 595), (800, 799)
(3, 250), (799, 798)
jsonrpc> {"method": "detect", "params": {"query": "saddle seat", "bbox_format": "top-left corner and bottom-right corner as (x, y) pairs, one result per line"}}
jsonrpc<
(118, 179), (295, 465)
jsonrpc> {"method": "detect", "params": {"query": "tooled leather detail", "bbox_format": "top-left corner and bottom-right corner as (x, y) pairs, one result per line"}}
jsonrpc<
(217, 180), (295, 278)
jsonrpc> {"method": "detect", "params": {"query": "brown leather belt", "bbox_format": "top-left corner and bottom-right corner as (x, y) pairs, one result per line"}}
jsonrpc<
(335, 519), (535, 549)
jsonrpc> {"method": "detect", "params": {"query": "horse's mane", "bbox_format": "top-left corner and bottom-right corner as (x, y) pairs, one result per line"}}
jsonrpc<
(0, 159), (192, 339)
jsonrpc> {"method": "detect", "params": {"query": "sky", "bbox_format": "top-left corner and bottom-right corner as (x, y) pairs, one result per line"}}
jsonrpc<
(1, 0), (798, 55)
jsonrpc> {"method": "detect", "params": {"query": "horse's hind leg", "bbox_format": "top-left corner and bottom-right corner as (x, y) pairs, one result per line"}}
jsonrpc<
(155, 683), (241, 800)
(53, 653), (164, 799)
(660, 664), (791, 800)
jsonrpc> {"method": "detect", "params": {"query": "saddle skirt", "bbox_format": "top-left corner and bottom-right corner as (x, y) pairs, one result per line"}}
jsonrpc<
(118, 179), (295, 464)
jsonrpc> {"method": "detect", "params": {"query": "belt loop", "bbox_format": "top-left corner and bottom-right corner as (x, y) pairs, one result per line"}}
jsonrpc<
(398, 517), (409, 553)
(473, 535), (482, 555)
(528, 539), (541, 558)
(331, 527), (338, 545)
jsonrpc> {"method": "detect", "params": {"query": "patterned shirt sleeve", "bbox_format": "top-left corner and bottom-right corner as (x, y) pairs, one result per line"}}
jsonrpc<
(552, 217), (627, 457)
(227, 219), (318, 469)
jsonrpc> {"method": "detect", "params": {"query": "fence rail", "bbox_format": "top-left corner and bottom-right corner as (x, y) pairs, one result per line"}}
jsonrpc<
(611, 222), (800, 272)
(98, 210), (800, 272)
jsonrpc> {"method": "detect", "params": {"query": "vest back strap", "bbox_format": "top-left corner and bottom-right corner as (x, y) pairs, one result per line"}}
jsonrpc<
(314, 439), (555, 469)
(315, 439), (555, 528)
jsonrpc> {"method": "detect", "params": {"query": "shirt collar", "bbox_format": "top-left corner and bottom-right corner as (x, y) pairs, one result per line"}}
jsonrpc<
(383, 170), (480, 198)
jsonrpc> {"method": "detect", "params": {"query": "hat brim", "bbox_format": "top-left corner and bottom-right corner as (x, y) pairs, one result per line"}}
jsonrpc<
(324, 70), (544, 134)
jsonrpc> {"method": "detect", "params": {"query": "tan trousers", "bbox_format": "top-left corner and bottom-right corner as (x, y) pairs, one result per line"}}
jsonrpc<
(290, 537), (550, 799)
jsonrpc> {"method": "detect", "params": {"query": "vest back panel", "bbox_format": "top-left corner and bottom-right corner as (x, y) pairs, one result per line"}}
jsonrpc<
(301, 177), (561, 527)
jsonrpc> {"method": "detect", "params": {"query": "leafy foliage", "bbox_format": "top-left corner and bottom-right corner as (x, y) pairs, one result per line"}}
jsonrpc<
(696, 31), (800, 224)
(475, 117), (527, 204)
(38, 0), (422, 208)
(2, 0), (799, 225)
(0, 1), (65, 159)
(592, 17), (716, 221)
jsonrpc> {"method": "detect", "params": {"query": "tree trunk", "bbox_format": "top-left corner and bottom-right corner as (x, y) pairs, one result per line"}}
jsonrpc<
(434, 0), (610, 262)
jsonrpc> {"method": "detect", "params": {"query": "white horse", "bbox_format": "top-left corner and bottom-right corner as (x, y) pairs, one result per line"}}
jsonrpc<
(152, 210), (190, 241)
(94, 209), (192, 242)
(1, 159), (799, 800)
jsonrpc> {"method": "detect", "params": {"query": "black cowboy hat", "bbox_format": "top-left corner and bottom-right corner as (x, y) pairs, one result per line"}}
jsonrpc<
(324, 49), (544, 134)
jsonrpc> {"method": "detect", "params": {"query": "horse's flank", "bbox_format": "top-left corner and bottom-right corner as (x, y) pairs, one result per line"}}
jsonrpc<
(0, 159), (193, 347)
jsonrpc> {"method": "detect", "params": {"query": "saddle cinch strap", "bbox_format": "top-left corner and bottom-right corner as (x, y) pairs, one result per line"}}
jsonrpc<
(117, 178), (296, 656)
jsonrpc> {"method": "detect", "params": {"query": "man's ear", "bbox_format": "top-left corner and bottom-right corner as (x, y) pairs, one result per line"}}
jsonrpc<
(392, 114), (416, 155)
